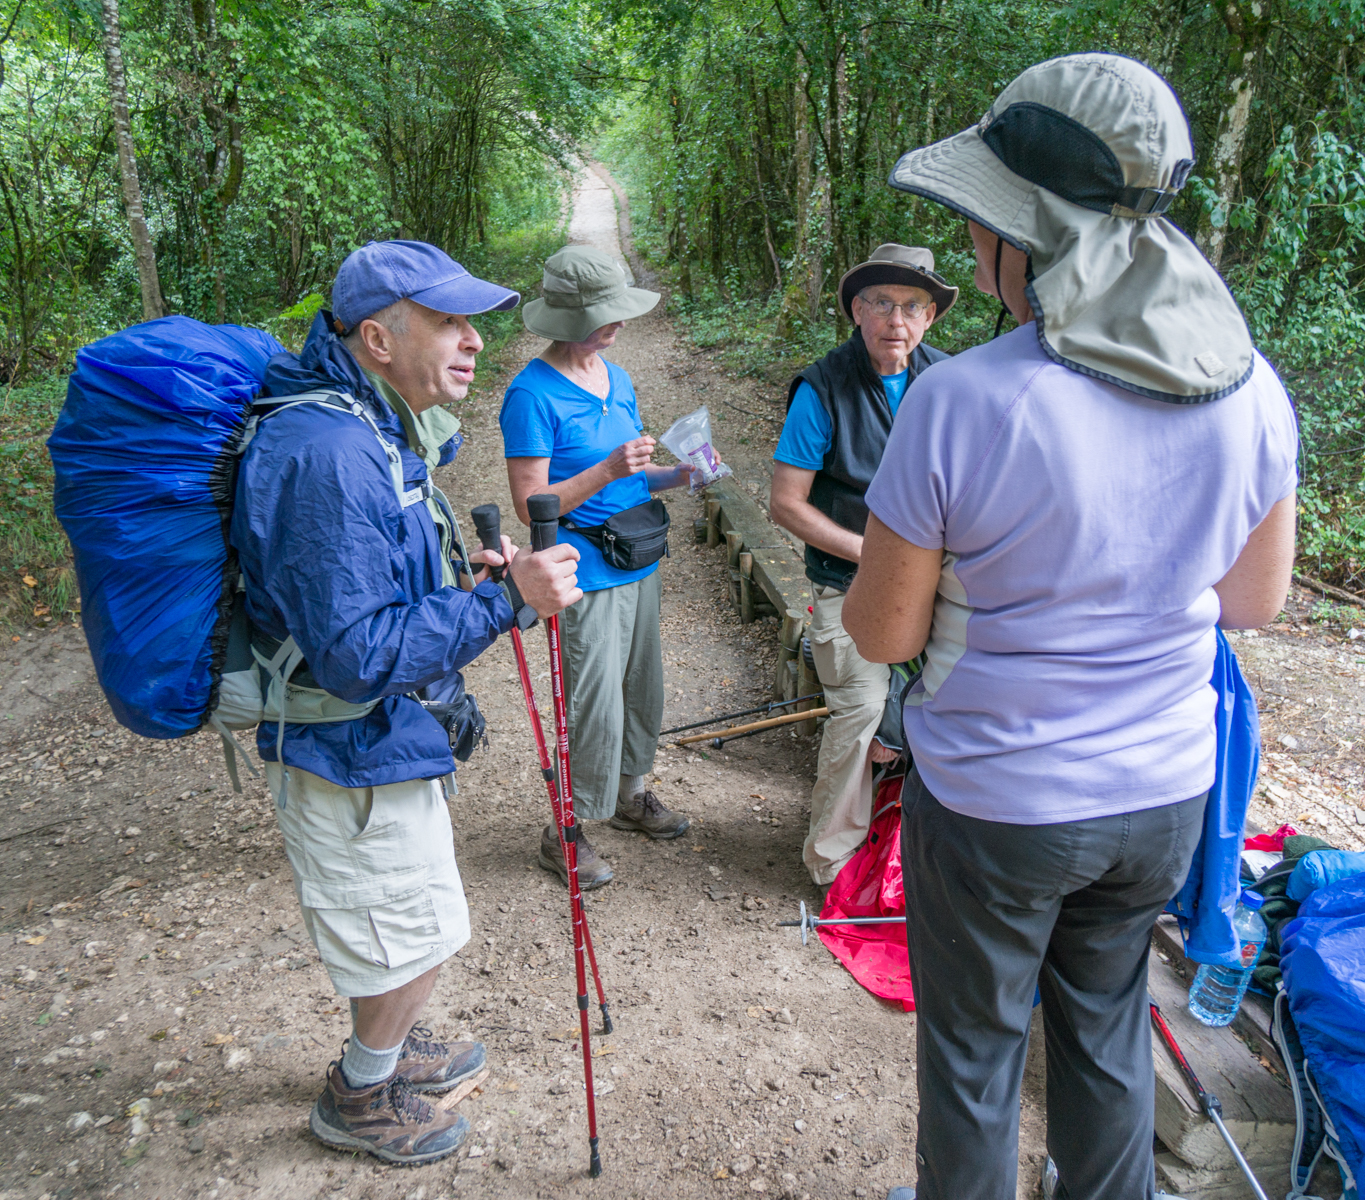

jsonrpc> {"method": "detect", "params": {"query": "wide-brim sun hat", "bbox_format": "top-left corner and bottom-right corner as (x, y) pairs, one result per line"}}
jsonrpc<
(332, 239), (519, 332)
(837, 244), (959, 323)
(523, 245), (660, 343)
(887, 53), (1253, 403)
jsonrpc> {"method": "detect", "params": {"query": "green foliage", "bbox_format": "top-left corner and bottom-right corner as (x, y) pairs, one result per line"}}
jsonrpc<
(0, 372), (75, 628)
(1224, 127), (1365, 590)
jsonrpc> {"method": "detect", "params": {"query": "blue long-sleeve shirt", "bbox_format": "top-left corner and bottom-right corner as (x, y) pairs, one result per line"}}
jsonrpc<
(229, 312), (512, 787)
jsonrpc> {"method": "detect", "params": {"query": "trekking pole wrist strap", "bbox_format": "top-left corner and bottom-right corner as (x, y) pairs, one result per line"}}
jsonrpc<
(499, 575), (538, 631)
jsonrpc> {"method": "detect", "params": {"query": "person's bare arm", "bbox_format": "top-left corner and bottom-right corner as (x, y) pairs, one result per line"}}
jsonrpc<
(1213, 494), (1296, 629)
(843, 512), (943, 663)
(769, 462), (865, 563)
(506, 437), (656, 525)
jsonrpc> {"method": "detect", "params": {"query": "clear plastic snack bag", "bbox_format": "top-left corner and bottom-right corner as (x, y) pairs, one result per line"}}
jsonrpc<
(659, 404), (732, 493)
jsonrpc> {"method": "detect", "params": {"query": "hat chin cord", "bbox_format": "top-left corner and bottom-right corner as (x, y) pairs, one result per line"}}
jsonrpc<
(992, 234), (1011, 339)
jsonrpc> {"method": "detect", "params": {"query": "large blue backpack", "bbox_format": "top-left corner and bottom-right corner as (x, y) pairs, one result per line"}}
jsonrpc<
(48, 317), (285, 779)
(50, 316), (482, 794)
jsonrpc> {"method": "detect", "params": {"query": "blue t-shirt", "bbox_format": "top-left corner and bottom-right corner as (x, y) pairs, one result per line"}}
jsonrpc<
(499, 357), (658, 593)
(774, 370), (910, 469)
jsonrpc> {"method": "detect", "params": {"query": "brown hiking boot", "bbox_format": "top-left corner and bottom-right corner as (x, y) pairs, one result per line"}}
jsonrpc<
(395, 1025), (486, 1094)
(537, 823), (613, 889)
(610, 789), (691, 839)
(310, 1060), (469, 1165)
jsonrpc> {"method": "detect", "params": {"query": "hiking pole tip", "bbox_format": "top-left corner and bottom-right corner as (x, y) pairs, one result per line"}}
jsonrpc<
(589, 1136), (602, 1177)
(601, 1002), (614, 1035)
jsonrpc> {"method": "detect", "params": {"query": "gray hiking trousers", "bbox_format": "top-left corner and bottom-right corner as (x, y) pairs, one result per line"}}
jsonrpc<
(899, 768), (1206, 1200)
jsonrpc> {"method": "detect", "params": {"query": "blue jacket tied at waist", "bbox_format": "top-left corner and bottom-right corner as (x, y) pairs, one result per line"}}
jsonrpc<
(230, 312), (513, 789)
(1166, 628), (1260, 965)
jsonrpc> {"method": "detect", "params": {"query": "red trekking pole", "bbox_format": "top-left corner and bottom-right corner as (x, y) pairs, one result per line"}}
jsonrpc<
(471, 499), (605, 1177)
(469, 504), (612, 1036)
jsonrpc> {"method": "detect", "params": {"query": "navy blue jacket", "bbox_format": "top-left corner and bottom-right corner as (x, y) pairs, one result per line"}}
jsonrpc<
(230, 312), (513, 788)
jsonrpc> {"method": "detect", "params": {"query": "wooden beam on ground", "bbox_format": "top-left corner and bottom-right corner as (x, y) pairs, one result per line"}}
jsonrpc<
(1147, 948), (1293, 1192)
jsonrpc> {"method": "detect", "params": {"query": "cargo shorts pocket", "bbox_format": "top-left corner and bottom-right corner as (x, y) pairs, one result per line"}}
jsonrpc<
(299, 867), (440, 973)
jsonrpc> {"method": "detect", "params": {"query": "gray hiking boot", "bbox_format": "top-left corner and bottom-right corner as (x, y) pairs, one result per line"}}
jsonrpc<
(310, 1060), (469, 1165)
(537, 823), (613, 889)
(610, 789), (691, 839)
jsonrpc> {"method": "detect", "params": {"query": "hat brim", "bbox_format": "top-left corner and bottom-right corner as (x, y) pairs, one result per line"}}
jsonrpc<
(409, 274), (521, 316)
(522, 286), (661, 342)
(838, 263), (959, 323)
(887, 126), (1255, 402)
(889, 126), (1037, 250)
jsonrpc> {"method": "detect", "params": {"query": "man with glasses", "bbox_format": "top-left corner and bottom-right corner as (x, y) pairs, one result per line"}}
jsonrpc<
(771, 244), (957, 886)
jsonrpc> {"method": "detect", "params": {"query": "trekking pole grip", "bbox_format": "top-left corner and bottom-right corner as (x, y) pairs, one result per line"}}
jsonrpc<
(470, 504), (504, 582)
(472, 502), (536, 630)
(527, 493), (560, 553)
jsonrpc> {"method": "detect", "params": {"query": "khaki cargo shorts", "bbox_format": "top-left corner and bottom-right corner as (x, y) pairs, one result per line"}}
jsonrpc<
(264, 763), (470, 998)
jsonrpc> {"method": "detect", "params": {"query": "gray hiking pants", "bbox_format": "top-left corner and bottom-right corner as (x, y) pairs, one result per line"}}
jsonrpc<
(560, 570), (664, 821)
(900, 768), (1207, 1200)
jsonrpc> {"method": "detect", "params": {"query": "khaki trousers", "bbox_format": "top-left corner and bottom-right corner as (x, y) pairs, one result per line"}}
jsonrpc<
(561, 570), (664, 821)
(804, 585), (890, 885)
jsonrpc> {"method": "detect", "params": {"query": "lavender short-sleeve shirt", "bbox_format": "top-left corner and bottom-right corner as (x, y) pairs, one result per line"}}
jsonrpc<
(865, 325), (1298, 824)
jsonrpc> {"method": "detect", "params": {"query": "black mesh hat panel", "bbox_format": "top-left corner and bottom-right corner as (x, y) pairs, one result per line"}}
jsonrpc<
(981, 102), (1126, 213)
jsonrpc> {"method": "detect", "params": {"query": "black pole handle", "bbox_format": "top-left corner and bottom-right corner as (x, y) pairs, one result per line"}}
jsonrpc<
(527, 493), (560, 553)
(471, 502), (536, 630)
(470, 504), (504, 582)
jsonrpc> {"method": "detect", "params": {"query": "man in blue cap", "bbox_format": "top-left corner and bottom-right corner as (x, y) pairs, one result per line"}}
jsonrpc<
(231, 240), (582, 1166)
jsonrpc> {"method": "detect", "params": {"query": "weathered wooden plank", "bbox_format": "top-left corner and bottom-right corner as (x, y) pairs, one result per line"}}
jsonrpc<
(705, 479), (789, 549)
(748, 548), (812, 622)
(1148, 949), (1294, 1174)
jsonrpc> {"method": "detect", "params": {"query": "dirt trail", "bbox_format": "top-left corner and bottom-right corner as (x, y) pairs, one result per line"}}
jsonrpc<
(0, 164), (1358, 1200)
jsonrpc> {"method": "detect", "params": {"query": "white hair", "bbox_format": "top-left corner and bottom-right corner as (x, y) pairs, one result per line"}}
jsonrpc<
(344, 297), (412, 346)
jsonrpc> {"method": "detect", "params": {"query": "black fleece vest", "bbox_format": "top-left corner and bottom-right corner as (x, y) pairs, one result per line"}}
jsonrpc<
(787, 329), (949, 591)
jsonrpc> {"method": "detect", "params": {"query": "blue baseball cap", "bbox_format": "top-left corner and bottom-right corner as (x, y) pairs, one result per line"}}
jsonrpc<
(331, 239), (520, 332)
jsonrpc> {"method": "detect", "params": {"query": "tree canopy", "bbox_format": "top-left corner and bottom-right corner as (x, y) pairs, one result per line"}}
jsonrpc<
(1, 0), (1362, 592)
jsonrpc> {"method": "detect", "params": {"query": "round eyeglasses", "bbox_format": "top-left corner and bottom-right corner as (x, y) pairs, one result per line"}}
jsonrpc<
(862, 297), (931, 320)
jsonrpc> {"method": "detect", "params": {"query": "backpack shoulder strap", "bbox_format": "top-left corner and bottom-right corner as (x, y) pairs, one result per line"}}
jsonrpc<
(249, 390), (430, 510)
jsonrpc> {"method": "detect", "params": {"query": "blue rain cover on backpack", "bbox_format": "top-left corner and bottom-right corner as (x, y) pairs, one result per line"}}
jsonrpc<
(1165, 628), (1261, 964)
(1281, 874), (1365, 1187)
(48, 317), (284, 739)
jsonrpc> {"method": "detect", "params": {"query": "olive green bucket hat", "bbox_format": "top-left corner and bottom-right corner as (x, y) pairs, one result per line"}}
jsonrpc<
(523, 245), (660, 342)
(888, 53), (1253, 403)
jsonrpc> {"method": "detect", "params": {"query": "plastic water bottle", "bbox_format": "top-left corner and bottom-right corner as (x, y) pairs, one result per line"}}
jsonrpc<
(1187, 888), (1268, 1026)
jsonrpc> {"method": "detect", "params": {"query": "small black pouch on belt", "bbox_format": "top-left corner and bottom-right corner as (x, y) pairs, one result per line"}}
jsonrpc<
(561, 496), (671, 572)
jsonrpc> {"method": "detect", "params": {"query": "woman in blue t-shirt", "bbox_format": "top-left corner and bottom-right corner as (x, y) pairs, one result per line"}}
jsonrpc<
(500, 245), (696, 888)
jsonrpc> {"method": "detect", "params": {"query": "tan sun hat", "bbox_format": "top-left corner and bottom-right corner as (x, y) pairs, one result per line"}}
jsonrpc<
(888, 53), (1253, 403)
(522, 245), (660, 342)
(837, 244), (958, 323)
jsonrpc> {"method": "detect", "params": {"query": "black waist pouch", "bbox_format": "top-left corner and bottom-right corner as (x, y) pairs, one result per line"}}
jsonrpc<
(563, 497), (671, 572)
(417, 673), (488, 762)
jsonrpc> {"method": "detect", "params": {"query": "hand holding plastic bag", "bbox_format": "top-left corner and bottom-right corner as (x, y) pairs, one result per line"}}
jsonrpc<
(659, 405), (733, 493)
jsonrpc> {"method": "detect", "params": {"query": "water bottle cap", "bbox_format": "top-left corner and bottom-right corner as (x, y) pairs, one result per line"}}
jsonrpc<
(1240, 888), (1266, 911)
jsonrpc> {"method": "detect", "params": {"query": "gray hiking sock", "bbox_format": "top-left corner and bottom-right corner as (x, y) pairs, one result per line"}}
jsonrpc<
(341, 1029), (404, 1089)
(619, 774), (646, 803)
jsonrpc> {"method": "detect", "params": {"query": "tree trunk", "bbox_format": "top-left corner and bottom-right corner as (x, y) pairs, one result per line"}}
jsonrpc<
(100, 0), (164, 320)
(1196, 0), (1269, 268)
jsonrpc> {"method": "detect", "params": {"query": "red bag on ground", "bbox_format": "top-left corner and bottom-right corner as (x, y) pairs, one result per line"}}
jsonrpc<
(1245, 822), (1299, 852)
(818, 776), (913, 1011)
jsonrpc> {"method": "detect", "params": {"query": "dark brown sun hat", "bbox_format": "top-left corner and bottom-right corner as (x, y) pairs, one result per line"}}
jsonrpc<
(837, 244), (958, 323)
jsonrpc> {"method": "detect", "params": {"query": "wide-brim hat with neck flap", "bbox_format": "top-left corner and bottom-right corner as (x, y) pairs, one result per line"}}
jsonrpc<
(838, 244), (959, 323)
(523, 245), (661, 343)
(887, 53), (1253, 403)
